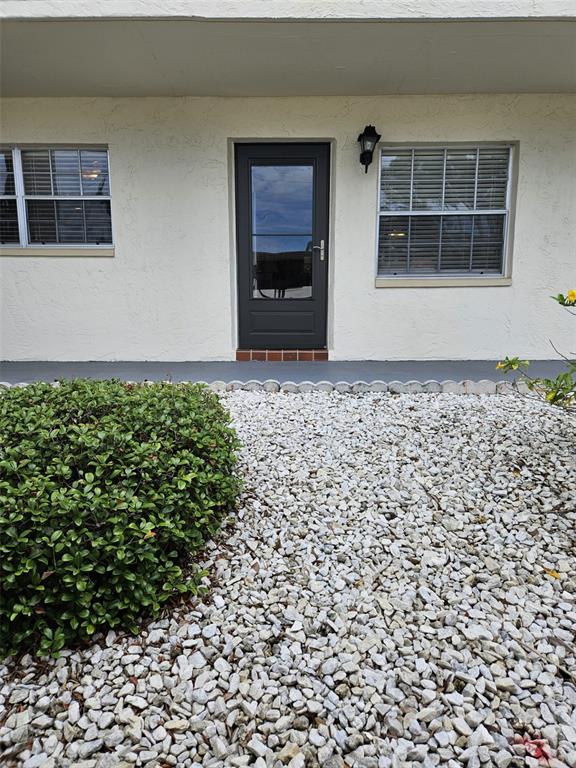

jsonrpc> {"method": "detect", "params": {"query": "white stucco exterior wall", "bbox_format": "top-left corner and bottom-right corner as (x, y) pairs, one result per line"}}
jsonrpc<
(0, 95), (574, 361)
(3, 1), (575, 21)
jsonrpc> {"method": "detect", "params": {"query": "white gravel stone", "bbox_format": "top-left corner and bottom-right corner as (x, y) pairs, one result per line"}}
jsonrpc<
(164, 719), (189, 732)
(1, 391), (574, 768)
(77, 739), (103, 758)
(470, 724), (495, 746)
(463, 624), (493, 641)
(124, 695), (147, 710)
(321, 658), (339, 676)
(188, 651), (206, 668)
(148, 673), (163, 691)
(247, 735), (269, 758)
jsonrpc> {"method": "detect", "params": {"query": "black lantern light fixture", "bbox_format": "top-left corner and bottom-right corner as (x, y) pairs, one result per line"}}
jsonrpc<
(357, 125), (381, 173)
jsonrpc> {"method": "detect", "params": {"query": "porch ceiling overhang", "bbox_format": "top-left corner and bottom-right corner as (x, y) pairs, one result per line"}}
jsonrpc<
(1, 17), (575, 97)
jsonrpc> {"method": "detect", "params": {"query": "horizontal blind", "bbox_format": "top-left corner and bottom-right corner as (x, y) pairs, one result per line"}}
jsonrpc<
(476, 148), (509, 209)
(380, 150), (412, 211)
(412, 149), (444, 210)
(378, 214), (506, 275)
(444, 150), (476, 210)
(21, 148), (112, 245)
(26, 200), (112, 244)
(22, 150), (53, 195)
(378, 146), (510, 275)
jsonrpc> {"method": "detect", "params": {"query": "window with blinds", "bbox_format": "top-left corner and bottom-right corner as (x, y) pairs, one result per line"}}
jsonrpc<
(0, 147), (113, 247)
(378, 146), (512, 277)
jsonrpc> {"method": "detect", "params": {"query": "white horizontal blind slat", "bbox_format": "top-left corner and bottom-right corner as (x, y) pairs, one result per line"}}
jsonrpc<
(412, 149), (444, 211)
(22, 150), (53, 195)
(476, 148), (510, 210)
(379, 150), (412, 211)
(444, 149), (477, 210)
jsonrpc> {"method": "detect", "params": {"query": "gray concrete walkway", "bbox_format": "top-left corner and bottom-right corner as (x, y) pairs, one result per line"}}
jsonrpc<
(0, 360), (564, 384)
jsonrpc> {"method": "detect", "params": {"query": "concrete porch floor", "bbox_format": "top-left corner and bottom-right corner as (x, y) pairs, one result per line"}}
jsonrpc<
(0, 360), (565, 385)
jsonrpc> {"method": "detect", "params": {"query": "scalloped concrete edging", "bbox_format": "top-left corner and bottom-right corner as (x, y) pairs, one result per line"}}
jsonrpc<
(211, 379), (529, 394)
(0, 379), (530, 394)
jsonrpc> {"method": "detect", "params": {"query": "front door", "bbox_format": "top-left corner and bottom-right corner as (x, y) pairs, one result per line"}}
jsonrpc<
(235, 143), (330, 349)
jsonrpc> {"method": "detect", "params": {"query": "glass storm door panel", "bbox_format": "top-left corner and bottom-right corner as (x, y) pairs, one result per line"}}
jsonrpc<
(236, 144), (329, 350)
(251, 164), (313, 299)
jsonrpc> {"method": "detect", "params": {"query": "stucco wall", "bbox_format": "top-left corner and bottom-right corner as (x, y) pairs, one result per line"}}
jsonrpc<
(0, 95), (574, 361)
(3, 1), (574, 21)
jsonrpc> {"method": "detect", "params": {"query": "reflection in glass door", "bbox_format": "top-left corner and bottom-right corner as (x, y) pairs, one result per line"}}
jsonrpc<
(251, 165), (314, 299)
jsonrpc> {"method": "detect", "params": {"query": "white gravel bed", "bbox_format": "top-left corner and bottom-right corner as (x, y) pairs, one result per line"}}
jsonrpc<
(1, 392), (575, 768)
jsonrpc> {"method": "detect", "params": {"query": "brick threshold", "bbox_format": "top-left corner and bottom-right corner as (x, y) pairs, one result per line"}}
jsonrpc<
(236, 349), (328, 362)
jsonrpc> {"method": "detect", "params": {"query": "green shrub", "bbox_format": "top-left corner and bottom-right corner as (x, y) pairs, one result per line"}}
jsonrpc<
(0, 380), (240, 657)
(498, 288), (575, 412)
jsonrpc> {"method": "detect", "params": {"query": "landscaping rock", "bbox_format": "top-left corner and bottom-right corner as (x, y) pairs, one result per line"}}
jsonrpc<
(1, 391), (574, 768)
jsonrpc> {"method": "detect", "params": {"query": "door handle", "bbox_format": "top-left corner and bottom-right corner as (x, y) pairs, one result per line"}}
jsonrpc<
(312, 239), (325, 261)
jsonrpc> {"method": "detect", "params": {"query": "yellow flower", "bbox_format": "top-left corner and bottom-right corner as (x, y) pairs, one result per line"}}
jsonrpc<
(567, 289), (576, 304)
(144, 530), (156, 539)
(495, 361), (506, 370)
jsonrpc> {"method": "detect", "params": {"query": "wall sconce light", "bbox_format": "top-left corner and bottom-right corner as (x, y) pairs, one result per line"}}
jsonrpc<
(357, 125), (381, 173)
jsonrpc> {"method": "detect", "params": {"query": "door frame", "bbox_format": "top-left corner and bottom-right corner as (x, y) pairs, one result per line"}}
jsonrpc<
(230, 139), (333, 352)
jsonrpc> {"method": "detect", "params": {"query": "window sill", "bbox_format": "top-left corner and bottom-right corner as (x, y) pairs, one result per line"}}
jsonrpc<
(0, 247), (115, 257)
(375, 276), (512, 288)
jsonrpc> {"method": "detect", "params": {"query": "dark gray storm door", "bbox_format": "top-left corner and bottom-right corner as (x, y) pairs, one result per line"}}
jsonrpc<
(235, 143), (330, 349)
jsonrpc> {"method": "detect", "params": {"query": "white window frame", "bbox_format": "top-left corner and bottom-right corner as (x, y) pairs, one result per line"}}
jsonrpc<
(0, 155), (20, 244)
(375, 142), (517, 288)
(0, 144), (115, 256)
